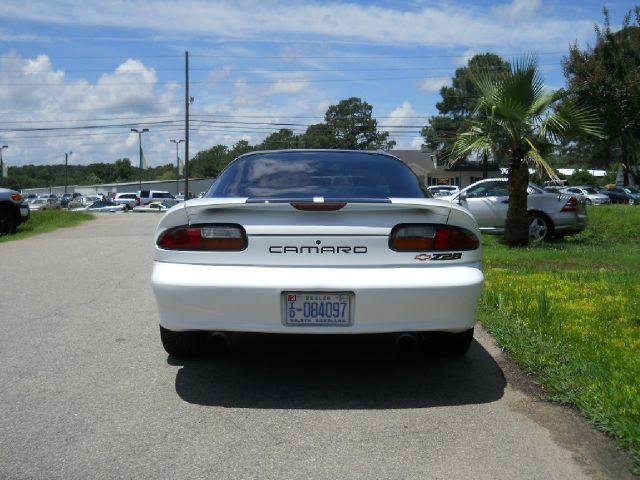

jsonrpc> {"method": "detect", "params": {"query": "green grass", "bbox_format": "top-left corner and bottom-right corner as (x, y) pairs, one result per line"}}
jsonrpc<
(480, 205), (640, 467)
(0, 210), (95, 243)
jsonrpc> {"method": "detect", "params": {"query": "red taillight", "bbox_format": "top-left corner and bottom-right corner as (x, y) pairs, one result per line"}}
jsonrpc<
(389, 224), (479, 251)
(561, 196), (578, 212)
(136, 196), (140, 205)
(157, 224), (247, 251)
(291, 202), (347, 211)
(11, 193), (22, 202)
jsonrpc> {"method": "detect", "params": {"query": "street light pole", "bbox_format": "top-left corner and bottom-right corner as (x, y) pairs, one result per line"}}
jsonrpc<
(64, 151), (72, 194)
(131, 128), (149, 192)
(0, 145), (7, 184)
(170, 139), (184, 196)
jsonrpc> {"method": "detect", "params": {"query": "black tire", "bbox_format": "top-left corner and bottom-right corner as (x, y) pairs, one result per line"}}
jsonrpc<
(585, 199), (592, 205)
(160, 325), (207, 356)
(0, 208), (17, 236)
(528, 212), (553, 242)
(424, 327), (474, 356)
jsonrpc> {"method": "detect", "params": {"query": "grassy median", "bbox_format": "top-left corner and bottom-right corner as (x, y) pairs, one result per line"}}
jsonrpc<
(479, 205), (640, 467)
(0, 209), (95, 243)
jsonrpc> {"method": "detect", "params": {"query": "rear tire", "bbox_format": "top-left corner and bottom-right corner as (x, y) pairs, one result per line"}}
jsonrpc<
(0, 208), (16, 235)
(424, 327), (474, 356)
(160, 325), (207, 356)
(528, 213), (553, 242)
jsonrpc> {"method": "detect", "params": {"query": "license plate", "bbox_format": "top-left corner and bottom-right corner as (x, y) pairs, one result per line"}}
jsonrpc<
(282, 292), (354, 326)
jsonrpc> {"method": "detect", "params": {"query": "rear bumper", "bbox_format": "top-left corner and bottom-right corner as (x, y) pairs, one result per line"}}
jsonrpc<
(151, 262), (484, 334)
(553, 212), (587, 235)
(19, 204), (30, 223)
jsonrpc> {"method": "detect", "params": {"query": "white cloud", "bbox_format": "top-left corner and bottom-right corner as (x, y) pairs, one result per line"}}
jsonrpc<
(418, 76), (450, 93)
(411, 136), (424, 149)
(494, 0), (543, 21)
(0, 0), (594, 50)
(265, 80), (308, 95)
(456, 49), (478, 66)
(0, 53), (182, 166)
(208, 65), (233, 83)
(384, 101), (425, 149)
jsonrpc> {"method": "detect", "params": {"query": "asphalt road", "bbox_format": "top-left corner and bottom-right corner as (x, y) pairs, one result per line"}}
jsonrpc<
(0, 214), (635, 479)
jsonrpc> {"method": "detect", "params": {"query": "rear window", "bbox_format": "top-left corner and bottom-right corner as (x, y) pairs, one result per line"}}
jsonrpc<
(208, 151), (425, 199)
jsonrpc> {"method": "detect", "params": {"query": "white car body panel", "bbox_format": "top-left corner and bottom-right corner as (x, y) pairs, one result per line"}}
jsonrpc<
(153, 263), (483, 334)
(152, 197), (483, 334)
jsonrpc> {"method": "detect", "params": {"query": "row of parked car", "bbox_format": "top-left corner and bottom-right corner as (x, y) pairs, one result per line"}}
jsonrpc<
(429, 183), (640, 205)
(20, 190), (183, 212)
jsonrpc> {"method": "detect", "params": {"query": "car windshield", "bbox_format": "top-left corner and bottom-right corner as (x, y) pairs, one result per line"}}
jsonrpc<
(208, 151), (425, 199)
(583, 187), (598, 194)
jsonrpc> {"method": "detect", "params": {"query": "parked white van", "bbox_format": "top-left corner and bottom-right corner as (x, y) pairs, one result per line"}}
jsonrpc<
(137, 190), (177, 206)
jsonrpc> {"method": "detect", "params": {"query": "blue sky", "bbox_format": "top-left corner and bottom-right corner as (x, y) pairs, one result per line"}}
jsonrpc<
(0, 0), (634, 167)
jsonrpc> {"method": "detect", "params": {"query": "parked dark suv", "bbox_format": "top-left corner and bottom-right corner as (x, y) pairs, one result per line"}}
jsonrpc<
(0, 188), (30, 235)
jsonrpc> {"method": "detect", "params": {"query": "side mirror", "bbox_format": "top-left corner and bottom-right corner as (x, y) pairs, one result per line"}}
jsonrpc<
(458, 192), (467, 204)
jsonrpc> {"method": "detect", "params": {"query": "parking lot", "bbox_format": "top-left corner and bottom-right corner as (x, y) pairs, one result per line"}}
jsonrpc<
(0, 214), (633, 479)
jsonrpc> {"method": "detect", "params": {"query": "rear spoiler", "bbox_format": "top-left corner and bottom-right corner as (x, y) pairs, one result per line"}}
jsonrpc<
(246, 196), (391, 204)
(183, 196), (454, 222)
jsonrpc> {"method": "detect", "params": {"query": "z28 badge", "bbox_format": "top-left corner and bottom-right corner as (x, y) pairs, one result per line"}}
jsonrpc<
(414, 253), (462, 262)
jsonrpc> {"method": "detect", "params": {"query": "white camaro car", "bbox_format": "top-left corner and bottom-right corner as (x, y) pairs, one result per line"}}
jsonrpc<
(151, 150), (484, 356)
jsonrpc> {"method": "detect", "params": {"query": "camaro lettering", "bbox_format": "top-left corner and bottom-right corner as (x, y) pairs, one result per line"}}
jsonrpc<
(269, 245), (367, 254)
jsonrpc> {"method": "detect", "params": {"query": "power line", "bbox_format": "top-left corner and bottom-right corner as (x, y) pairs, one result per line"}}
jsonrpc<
(0, 50), (569, 61)
(0, 63), (561, 74)
(0, 72), (562, 87)
(0, 114), (183, 124)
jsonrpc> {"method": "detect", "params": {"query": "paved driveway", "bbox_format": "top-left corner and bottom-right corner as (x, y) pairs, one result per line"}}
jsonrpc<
(0, 214), (634, 479)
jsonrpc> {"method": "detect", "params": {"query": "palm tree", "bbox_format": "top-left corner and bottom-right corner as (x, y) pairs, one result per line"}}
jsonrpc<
(452, 56), (602, 246)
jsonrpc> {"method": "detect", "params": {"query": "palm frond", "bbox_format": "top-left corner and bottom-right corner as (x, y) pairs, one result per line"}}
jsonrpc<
(500, 56), (544, 113)
(449, 129), (493, 163)
(469, 68), (503, 106)
(493, 96), (529, 122)
(541, 100), (603, 141)
(524, 139), (559, 181)
(530, 90), (561, 118)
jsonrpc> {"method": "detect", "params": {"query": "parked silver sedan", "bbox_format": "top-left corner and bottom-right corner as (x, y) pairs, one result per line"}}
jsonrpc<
(28, 198), (60, 211)
(440, 178), (587, 241)
(560, 186), (611, 205)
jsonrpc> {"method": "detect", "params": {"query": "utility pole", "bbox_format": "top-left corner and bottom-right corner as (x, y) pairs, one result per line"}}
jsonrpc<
(64, 151), (72, 193)
(184, 50), (190, 199)
(0, 145), (7, 183)
(170, 138), (184, 195)
(131, 128), (149, 192)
